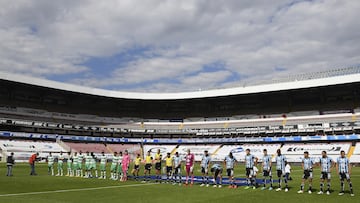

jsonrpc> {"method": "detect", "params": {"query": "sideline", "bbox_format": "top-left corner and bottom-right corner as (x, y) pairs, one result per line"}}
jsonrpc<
(0, 183), (157, 197)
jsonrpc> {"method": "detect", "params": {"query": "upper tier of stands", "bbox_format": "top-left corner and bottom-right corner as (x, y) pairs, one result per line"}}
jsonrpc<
(2, 111), (360, 138)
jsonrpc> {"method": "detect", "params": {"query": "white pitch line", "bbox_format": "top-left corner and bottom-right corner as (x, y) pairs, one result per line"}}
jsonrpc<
(0, 183), (157, 197)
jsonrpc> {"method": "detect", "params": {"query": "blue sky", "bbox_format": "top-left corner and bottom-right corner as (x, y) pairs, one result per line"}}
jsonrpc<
(0, 0), (359, 92)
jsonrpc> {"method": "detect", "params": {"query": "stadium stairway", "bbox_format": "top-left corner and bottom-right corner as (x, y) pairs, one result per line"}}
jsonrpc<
(348, 144), (356, 158)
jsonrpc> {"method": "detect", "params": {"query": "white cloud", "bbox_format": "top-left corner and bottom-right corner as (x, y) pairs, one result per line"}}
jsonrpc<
(0, 0), (359, 91)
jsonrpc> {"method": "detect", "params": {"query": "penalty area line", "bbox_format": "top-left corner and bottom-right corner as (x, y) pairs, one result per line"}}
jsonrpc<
(0, 183), (157, 197)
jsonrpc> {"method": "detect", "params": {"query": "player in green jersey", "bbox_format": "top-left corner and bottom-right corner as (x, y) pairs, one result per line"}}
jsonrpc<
(84, 151), (92, 178)
(47, 152), (55, 176)
(56, 151), (64, 176)
(72, 152), (78, 177)
(66, 152), (73, 177)
(77, 151), (84, 177)
(99, 151), (107, 179)
(117, 151), (123, 181)
(110, 152), (119, 180)
(90, 152), (98, 178)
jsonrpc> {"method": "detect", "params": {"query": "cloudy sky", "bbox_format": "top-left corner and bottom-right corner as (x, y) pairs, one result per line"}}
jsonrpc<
(0, 0), (359, 92)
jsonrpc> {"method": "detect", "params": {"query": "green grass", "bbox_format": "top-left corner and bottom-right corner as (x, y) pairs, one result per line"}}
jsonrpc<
(0, 163), (358, 203)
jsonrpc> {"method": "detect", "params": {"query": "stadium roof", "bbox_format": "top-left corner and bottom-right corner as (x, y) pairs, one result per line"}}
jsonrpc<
(1, 68), (360, 100)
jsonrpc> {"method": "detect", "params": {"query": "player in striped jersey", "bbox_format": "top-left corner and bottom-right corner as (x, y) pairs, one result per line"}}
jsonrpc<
(142, 151), (153, 182)
(165, 152), (173, 183)
(317, 151), (334, 195)
(90, 152), (98, 178)
(336, 150), (354, 196)
(154, 149), (163, 183)
(56, 152), (64, 176)
(298, 151), (315, 194)
(211, 163), (223, 188)
(224, 152), (237, 188)
(84, 151), (92, 178)
(72, 152), (78, 177)
(131, 153), (141, 181)
(99, 151), (107, 179)
(66, 152), (72, 177)
(244, 149), (258, 189)
(200, 150), (211, 187)
(261, 149), (273, 190)
(117, 151), (123, 181)
(47, 152), (55, 176)
(110, 152), (118, 180)
(275, 149), (288, 192)
(172, 152), (182, 185)
(77, 151), (84, 177)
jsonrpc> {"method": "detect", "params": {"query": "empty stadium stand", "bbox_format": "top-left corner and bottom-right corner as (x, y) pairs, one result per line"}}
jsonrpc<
(0, 139), (67, 162)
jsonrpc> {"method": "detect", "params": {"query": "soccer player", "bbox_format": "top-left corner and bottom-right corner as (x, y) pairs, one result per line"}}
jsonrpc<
(298, 151), (315, 194)
(172, 152), (182, 185)
(154, 149), (163, 183)
(261, 149), (273, 190)
(66, 152), (72, 177)
(77, 151), (84, 177)
(244, 149), (258, 189)
(47, 152), (55, 176)
(317, 151), (334, 195)
(200, 150), (211, 187)
(275, 149), (288, 192)
(56, 151), (64, 176)
(121, 150), (130, 181)
(90, 152), (98, 178)
(132, 153), (141, 181)
(165, 152), (173, 183)
(110, 152), (119, 180)
(210, 163), (223, 188)
(336, 150), (354, 196)
(72, 152), (78, 177)
(99, 151), (107, 179)
(185, 149), (195, 186)
(142, 151), (153, 183)
(84, 151), (92, 178)
(117, 151), (123, 181)
(224, 152), (237, 188)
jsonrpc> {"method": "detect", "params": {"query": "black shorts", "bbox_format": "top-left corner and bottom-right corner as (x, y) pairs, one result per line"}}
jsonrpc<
(214, 168), (222, 177)
(166, 166), (172, 173)
(246, 168), (253, 177)
(302, 170), (313, 179)
(339, 172), (350, 181)
(155, 163), (161, 170)
(227, 168), (234, 177)
(134, 165), (140, 170)
(320, 172), (331, 180)
(277, 170), (283, 178)
(201, 167), (208, 174)
(263, 170), (271, 177)
(145, 164), (152, 171)
(174, 166), (181, 175)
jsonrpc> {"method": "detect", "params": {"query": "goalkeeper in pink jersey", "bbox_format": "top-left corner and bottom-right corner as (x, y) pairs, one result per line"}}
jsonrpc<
(121, 150), (131, 181)
(185, 149), (195, 186)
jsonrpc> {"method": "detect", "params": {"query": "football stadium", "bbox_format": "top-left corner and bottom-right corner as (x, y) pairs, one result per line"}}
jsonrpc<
(1, 1), (360, 203)
(0, 67), (360, 203)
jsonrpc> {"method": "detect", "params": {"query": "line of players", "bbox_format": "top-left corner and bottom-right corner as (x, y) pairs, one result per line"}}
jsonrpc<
(46, 148), (355, 196)
(46, 150), (131, 181)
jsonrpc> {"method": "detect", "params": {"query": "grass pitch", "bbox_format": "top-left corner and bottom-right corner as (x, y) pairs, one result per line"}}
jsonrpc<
(0, 163), (358, 203)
